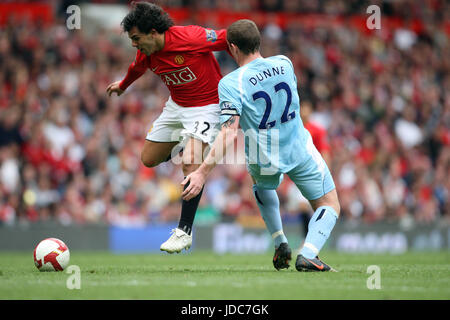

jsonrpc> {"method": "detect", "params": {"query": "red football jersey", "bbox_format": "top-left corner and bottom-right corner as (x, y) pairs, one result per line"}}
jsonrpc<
(119, 25), (228, 107)
(304, 121), (330, 154)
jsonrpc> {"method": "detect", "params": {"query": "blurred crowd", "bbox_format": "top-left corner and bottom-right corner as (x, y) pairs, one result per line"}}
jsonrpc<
(0, 0), (449, 228)
(54, 0), (450, 21)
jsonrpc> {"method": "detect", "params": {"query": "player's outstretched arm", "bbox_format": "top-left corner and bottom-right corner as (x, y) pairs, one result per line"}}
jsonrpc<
(181, 115), (240, 201)
(108, 50), (148, 97)
(106, 81), (125, 97)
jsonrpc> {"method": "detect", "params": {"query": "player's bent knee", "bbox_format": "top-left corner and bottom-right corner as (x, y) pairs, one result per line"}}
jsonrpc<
(310, 189), (341, 216)
(141, 152), (161, 168)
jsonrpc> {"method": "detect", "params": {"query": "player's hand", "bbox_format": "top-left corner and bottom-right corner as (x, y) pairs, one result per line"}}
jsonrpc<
(181, 170), (206, 201)
(106, 81), (124, 97)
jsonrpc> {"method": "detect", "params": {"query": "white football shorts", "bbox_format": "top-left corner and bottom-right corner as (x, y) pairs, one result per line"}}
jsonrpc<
(146, 96), (221, 146)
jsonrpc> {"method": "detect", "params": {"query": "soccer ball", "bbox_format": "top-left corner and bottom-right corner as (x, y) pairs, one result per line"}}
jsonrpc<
(33, 238), (70, 272)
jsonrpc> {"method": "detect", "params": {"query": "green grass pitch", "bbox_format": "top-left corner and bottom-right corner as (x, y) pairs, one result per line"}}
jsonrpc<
(0, 251), (449, 299)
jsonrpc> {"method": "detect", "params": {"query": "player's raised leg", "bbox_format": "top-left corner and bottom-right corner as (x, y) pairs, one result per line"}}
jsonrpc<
(160, 137), (208, 253)
(141, 139), (194, 253)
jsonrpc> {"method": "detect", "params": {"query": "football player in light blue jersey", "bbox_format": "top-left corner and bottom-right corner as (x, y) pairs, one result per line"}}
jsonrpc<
(181, 19), (341, 272)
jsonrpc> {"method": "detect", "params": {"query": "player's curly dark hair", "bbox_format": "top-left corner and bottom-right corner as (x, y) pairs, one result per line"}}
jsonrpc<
(121, 1), (174, 34)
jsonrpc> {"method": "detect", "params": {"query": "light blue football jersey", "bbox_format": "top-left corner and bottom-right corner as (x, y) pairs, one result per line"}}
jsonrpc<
(219, 55), (310, 175)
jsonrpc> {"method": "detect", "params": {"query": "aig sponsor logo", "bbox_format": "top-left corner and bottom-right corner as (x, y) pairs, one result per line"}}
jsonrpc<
(160, 67), (197, 86)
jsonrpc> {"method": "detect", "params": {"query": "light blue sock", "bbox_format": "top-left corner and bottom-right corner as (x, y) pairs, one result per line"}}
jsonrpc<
(252, 185), (288, 248)
(300, 206), (338, 259)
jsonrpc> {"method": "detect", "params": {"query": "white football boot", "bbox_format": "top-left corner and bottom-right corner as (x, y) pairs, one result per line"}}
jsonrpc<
(160, 228), (192, 253)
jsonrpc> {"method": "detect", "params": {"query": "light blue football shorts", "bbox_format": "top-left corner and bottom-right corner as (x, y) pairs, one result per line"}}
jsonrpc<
(248, 151), (336, 201)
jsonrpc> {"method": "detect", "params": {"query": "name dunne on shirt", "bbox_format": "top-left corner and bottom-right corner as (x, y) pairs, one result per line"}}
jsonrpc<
(248, 65), (285, 86)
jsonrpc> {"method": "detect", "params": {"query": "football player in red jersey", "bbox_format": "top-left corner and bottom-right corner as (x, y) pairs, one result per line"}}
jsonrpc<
(106, 1), (229, 253)
(301, 101), (331, 166)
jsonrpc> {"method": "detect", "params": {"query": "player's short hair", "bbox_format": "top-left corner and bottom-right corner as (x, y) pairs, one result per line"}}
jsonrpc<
(226, 19), (261, 55)
(121, 1), (174, 34)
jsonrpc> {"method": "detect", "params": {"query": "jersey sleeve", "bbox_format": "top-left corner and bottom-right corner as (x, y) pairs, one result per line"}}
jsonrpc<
(218, 77), (242, 124)
(119, 50), (148, 91)
(183, 25), (229, 53)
